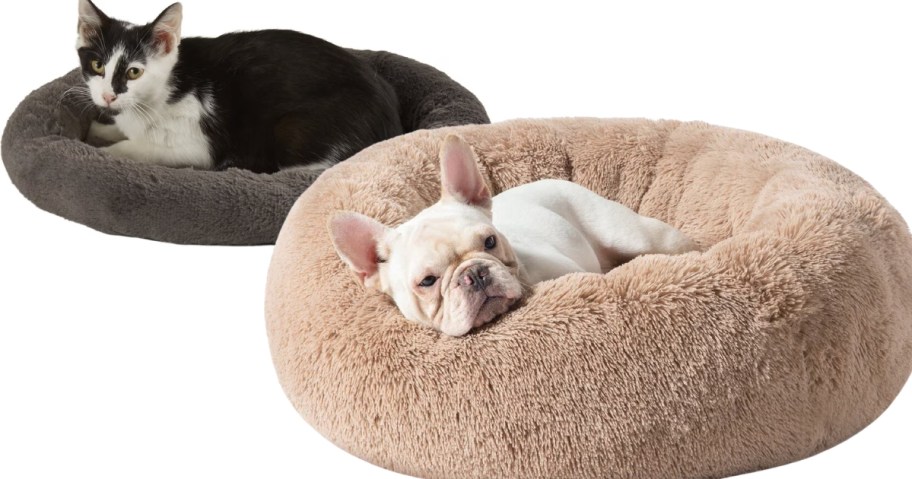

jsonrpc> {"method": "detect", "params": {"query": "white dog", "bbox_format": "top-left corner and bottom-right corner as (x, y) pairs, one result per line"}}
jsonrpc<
(330, 135), (697, 336)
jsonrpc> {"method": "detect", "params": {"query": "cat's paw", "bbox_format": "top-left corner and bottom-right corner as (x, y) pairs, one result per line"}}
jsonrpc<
(99, 140), (140, 160)
(87, 121), (127, 146)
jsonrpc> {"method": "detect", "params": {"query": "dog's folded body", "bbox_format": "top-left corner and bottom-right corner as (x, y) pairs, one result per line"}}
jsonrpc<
(331, 135), (697, 336)
(495, 178), (696, 285)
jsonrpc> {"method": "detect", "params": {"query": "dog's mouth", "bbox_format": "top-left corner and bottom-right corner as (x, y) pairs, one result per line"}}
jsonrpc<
(454, 280), (524, 333)
(438, 260), (524, 336)
(470, 293), (519, 328)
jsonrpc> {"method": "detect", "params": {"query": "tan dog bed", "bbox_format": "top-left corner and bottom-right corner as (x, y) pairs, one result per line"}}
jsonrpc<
(265, 118), (912, 478)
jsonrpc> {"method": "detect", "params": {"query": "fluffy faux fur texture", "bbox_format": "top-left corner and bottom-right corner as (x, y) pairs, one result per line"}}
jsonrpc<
(266, 118), (912, 479)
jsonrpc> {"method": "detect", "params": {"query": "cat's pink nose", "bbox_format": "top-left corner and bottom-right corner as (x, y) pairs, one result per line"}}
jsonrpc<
(102, 93), (117, 105)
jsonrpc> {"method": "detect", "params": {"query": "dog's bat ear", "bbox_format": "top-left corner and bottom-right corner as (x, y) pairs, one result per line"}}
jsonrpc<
(439, 134), (491, 209)
(329, 212), (391, 288)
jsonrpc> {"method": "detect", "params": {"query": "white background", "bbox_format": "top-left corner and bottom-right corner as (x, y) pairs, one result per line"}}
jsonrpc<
(1, 1), (910, 478)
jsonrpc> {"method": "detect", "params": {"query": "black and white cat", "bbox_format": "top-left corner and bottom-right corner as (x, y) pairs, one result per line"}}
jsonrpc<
(76, 0), (402, 172)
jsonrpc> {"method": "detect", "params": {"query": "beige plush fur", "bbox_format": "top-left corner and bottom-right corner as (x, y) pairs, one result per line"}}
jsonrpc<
(265, 118), (912, 479)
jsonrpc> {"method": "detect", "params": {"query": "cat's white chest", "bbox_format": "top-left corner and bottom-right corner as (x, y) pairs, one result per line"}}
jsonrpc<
(111, 94), (214, 169)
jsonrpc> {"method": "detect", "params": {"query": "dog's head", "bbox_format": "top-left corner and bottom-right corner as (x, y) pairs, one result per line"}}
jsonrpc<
(330, 135), (524, 336)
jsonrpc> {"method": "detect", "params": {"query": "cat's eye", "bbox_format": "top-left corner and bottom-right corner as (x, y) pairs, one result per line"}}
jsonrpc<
(90, 59), (105, 75)
(126, 67), (144, 80)
(484, 235), (497, 250)
(418, 276), (438, 288)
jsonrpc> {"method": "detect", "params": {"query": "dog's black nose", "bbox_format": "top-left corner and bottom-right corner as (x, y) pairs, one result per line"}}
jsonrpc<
(460, 265), (489, 291)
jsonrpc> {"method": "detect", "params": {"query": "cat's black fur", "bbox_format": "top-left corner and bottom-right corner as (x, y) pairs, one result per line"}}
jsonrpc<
(78, 1), (402, 173)
(174, 30), (402, 172)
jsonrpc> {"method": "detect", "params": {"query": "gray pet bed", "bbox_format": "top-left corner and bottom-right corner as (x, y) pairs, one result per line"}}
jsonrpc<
(2, 50), (489, 245)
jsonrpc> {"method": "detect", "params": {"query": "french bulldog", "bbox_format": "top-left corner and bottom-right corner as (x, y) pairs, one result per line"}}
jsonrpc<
(330, 135), (697, 336)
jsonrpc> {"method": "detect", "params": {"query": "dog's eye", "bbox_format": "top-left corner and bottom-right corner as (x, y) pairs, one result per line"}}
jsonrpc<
(484, 235), (497, 250)
(418, 275), (438, 287)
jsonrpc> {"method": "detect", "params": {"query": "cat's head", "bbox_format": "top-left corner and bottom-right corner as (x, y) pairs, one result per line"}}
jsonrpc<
(76, 0), (182, 111)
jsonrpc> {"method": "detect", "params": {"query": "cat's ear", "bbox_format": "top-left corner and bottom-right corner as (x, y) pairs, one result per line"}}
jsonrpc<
(77, 0), (109, 46)
(151, 2), (183, 55)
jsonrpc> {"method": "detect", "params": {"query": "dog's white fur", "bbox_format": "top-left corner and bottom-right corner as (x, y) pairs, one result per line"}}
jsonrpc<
(331, 135), (697, 336)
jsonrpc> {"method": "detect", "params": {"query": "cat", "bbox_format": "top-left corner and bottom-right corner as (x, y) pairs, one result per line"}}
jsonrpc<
(76, 0), (402, 172)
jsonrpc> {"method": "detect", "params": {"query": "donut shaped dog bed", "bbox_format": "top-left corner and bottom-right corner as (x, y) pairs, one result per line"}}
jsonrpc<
(1, 50), (489, 245)
(266, 118), (912, 478)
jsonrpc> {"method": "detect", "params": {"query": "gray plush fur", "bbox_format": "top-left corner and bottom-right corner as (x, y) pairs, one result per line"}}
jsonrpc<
(1, 50), (489, 245)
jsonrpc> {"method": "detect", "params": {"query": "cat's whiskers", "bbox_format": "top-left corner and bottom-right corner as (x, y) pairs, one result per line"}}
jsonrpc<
(128, 103), (154, 131)
(60, 85), (91, 103)
(130, 29), (152, 59)
(130, 100), (164, 133)
(137, 100), (165, 127)
(59, 86), (99, 118)
(124, 38), (144, 67)
(91, 36), (107, 62)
